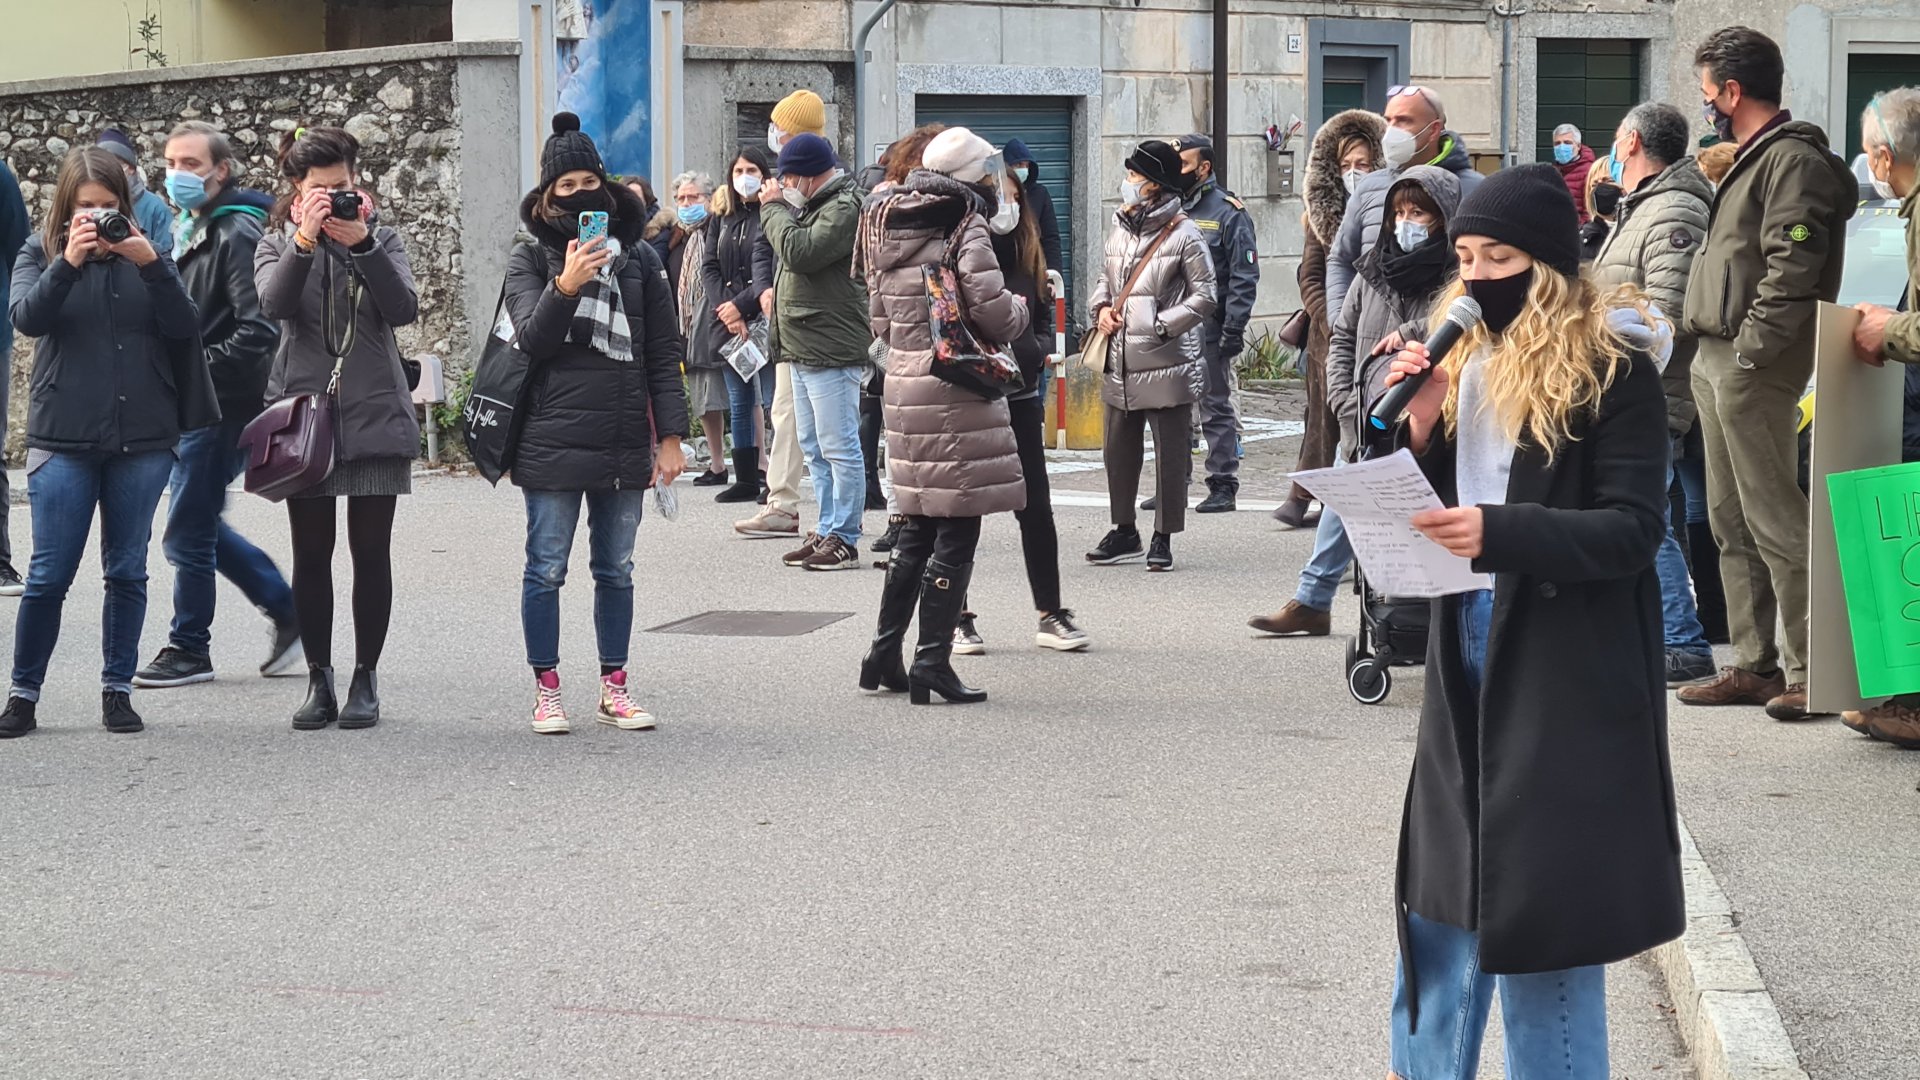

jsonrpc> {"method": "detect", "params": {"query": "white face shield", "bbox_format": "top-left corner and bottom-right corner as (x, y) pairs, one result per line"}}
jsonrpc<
(979, 152), (1021, 233)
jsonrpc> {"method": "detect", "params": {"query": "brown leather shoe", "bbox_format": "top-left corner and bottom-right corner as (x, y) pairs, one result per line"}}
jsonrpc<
(1764, 683), (1831, 722)
(1840, 708), (1880, 738)
(1861, 700), (1920, 748)
(1676, 666), (1785, 707)
(1248, 600), (1331, 637)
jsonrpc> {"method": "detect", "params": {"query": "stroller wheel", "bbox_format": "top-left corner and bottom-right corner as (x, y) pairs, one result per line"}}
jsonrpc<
(1348, 659), (1391, 705)
(1345, 635), (1364, 672)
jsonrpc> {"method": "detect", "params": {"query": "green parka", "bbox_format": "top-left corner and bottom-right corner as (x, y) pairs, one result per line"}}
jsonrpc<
(759, 173), (870, 368)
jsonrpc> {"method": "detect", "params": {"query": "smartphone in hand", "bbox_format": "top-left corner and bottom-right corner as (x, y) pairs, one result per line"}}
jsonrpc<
(578, 211), (609, 246)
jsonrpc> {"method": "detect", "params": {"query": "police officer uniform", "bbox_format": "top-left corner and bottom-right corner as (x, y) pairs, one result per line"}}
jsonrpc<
(1175, 134), (1259, 512)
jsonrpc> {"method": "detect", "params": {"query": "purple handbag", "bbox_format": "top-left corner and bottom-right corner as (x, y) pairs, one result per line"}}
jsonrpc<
(237, 363), (340, 502)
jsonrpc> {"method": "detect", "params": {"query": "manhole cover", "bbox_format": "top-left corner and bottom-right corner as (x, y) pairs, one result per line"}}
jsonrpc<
(647, 610), (854, 637)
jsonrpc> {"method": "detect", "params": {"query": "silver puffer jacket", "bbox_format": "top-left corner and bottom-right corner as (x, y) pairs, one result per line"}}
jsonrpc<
(1087, 195), (1217, 411)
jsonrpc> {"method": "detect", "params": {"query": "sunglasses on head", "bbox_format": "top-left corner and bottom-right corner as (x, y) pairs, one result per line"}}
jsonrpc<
(1387, 85), (1436, 107)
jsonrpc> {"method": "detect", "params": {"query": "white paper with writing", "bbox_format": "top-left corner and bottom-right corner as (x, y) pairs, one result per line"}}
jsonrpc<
(1288, 449), (1492, 598)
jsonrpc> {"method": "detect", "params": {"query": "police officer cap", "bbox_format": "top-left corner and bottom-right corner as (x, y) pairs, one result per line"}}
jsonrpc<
(1175, 133), (1215, 159)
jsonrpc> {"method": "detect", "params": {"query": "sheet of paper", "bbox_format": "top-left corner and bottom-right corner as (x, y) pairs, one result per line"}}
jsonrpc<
(1288, 449), (1492, 598)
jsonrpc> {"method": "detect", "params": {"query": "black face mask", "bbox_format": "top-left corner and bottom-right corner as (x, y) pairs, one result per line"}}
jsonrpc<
(1591, 181), (1623, 218)
(1465, 267), (1534, 336)
(549, 187), (611, 219)
(1702, 97), (1736, 144)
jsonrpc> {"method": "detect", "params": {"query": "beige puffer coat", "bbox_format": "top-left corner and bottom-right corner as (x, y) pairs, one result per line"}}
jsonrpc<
(863, 170), (1032, 518)
(1087, 195), (1218, 411)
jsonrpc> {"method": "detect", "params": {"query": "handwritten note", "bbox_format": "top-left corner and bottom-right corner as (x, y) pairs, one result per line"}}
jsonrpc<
(1288, 449), (1491, 598)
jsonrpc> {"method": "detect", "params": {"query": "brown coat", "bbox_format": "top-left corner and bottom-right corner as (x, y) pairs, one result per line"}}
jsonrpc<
(863, 171), (1031, 518)
(1087, 196), (1217, 411)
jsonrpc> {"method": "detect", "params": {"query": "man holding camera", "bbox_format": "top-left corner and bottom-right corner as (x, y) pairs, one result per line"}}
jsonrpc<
(132, 121), (301, 689)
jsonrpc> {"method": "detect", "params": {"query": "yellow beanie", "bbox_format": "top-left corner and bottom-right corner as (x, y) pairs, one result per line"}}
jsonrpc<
(771, 90), (826, 137)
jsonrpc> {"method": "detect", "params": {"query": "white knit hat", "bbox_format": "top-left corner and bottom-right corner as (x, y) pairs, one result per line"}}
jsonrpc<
(921, 127), (995, 183)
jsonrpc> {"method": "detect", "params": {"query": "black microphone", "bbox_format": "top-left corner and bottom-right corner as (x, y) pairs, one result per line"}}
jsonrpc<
(1367, 295), (1484, 432)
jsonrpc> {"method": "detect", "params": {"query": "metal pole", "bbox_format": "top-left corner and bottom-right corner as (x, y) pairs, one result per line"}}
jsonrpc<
(854, 0), (902, 169)
(1212, 0), (1229, 181)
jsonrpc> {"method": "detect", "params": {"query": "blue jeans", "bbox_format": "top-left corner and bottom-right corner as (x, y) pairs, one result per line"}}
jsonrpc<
(521, 488), (645, 670)
(1675, 430), (1707, 526)
(1296, 450), (1354, 611)
(11, 449), (175, 699)
(1390, 910), (1609, 1080)
(790, 364), (866, 546)
(0, 318), (11, 571)
(162, 418), (297, 654)
(1457, 588), (1494, 697)
(723, 363), (776, 450)
(1656, 462), (1711, 654)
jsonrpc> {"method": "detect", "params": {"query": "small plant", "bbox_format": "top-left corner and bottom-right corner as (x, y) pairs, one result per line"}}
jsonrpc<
(128, 3), (168, 67)
(428, 364), (475, 462)
(1238, 329), (1299, 381)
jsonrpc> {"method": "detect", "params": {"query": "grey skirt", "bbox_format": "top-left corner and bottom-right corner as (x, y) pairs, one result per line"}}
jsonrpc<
(289, 456), (414, 499)
(687, 366), (729, 415)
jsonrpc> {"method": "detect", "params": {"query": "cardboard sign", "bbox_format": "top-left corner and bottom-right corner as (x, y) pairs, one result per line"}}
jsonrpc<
(1827, 461), (1920, 698)
(1807, 303), (1906, 712)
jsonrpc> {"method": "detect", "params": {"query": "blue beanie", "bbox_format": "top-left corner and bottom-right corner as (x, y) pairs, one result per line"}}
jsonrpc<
(777, 133), (836, 179)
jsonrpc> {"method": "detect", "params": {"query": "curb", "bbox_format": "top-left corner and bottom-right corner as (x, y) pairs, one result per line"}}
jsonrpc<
(1655, 815), (1810, 1080)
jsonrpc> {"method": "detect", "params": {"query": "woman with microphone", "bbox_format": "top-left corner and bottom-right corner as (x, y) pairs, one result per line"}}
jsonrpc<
(1374, 164), (1681, 1079)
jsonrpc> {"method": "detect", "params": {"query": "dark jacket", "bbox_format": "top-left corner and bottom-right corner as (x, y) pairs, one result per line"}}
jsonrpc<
(1327, 130), (1485, 321)
(504, 181), (688, 491)
(256, 224), (421, 462)
(1682, 118), (1857, 367)
(1396, 352), (1683, 997)
(700, 199), (775, 364)
(1592, 158), (1712, 434)
(990, 226), (1054, 400)
(173, 188), (279, 419)
(760, 173), (869, 367)
(0, 161), (28, 331)
(1003, 139), (1062, 274)
(10, 234), (202, 455)
(1182, 179), (1259, 356)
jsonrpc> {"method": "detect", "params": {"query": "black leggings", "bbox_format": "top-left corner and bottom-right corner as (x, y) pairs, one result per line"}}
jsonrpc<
(286, 496), (396, 671)
(892, 514), (982, 567)
(1008, 396), (1061, 613)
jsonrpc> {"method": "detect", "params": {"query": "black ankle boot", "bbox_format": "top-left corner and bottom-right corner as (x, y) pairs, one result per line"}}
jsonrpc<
(292, 667), (338, 730)
(338, 666), (380, 729)
(871, 513), (907, 554)
(859, 554), (925, 693)
(716, 448), (761, 503)
(859, 400), (887, 510)
(909, 559), (986, 705)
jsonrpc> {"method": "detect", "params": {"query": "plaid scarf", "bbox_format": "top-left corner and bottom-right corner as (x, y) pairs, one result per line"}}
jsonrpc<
(675, 226), (707, 338)
(567, 242), (634, 363)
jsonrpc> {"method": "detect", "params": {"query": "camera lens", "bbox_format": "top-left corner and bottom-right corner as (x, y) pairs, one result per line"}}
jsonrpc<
(96, 210), (132, 244)
(330, 191), (362, 219)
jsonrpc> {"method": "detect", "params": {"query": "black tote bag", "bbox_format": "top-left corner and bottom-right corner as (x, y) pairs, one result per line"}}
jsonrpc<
(461, 283), (532, 485)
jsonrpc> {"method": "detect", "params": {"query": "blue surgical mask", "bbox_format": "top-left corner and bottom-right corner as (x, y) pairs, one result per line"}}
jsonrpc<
(1394, 219), (1430, 251)
(1012, 165), (1029, 183)
(1608, 146), (1625, 184)
(165, 167), (209, 211)
(1553, 143), (1576, 166)
(677, 204), (708, 227)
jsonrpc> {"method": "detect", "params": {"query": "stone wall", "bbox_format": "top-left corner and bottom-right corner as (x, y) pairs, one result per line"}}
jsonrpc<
(2, 41), (522, 462)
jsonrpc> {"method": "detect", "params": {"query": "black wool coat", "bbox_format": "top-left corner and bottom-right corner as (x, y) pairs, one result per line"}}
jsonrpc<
(503, 181), (688, 492)
(1394, 351), (1684, 1013)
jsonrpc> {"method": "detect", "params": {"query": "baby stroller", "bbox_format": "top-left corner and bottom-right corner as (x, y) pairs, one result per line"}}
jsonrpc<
(1345, 567), (1431, 704)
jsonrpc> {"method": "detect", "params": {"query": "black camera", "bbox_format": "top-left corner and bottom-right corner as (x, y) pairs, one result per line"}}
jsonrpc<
(329, 191), (363, 220)
(83, 208), (133, 244)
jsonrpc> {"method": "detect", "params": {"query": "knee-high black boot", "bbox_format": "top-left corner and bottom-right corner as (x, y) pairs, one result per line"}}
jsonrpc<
(860, 395), (886, 511)
(716, 447), (761, 503)
(910, 560), (986, 705)
(859, 553), (925, 693)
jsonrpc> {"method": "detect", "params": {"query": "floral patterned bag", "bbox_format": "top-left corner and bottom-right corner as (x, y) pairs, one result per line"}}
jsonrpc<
(923, 240), (1022, 401)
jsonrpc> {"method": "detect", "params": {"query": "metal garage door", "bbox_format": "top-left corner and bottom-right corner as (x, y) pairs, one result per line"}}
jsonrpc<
(914, 95), (1076, 302)
(1846, 53), (1920, 165)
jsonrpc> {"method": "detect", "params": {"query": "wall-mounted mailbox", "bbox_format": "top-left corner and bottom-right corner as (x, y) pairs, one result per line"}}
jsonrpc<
(1267, 150), (1296, 198)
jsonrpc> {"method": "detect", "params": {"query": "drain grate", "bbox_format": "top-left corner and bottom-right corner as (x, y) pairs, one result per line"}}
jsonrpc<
(646, 610), (854, 637)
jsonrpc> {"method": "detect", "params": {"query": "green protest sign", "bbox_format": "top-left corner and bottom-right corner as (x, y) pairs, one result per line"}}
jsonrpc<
(1827, 461), (1920, 699)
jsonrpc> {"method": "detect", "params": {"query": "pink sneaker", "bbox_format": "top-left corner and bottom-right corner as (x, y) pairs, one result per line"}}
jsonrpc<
(597, 670), (655, 730)
(531, 670), (569, 734)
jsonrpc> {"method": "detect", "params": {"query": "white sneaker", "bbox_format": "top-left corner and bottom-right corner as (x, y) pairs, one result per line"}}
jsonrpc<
(0, 566), (23, 597)
(952, 614), (985, 655)
(735, 505), (801, 538)
(531, 671), (569, 734)
(596, 670), (655, 730)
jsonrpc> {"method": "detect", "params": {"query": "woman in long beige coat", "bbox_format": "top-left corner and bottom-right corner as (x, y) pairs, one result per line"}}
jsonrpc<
(1085, 140), (1217, 572)
(855, 127), (1030, 705)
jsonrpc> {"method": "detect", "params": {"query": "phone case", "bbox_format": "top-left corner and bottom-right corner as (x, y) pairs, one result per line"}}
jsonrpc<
(578, 211), (609, 245)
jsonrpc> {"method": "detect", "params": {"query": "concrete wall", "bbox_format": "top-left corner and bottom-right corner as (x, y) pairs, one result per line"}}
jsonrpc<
(2, 0), (325, 82)
(0, 41), (523, 460)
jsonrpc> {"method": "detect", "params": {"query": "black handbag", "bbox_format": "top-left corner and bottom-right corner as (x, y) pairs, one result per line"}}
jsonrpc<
(461, 282), (532, 485)
(922, 235), (1022, 400)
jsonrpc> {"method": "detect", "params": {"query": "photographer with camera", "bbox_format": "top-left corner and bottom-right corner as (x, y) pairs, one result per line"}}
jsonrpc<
(2, 148), (206, 739)
(134, 120), (300, 692)
(255, 126), (420, 732)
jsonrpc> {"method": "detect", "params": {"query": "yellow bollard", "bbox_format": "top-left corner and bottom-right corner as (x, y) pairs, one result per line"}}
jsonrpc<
(1064, 351), (1105, 450)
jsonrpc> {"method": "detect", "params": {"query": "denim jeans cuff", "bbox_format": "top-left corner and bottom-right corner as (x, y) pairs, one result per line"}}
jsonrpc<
(9, 687), (40, 704)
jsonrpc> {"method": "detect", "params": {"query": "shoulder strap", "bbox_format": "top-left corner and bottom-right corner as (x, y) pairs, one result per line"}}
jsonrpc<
(1112, 215), (1184, 307)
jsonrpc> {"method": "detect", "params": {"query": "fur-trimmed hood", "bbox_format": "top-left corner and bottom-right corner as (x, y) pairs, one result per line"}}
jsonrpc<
(517, 179), (649, 251)
(1305, 109), (1386, 246)
(643, 204), (680, 242)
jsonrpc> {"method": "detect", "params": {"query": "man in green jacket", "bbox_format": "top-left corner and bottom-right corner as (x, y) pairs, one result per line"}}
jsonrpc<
(757, 133), (871, 572)
(1678, 26), (1859, 722)
(1843, 85), (1920, 746)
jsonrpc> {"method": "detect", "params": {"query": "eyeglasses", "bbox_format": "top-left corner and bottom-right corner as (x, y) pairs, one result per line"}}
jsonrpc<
(1386, 85), (1439, 114)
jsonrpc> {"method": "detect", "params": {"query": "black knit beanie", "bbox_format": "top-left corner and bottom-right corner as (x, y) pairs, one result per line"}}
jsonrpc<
(1126, 140), (1195, 196)
(1447, 163), (1582, 277)
(540, 112), (606, 191)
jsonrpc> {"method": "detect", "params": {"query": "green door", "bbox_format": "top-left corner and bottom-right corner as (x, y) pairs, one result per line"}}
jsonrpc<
(1846, 54), (1920, 163)
(1535, 39), (1640, 162)
(1323, 80), (1367, 124)
(915, 95), (1075, 304)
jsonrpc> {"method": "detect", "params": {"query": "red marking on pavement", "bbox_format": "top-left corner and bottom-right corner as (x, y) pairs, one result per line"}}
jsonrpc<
(244, 984), (388, 997)
(554, 1004), (921, 1038)
(0, 968), (75, 980)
